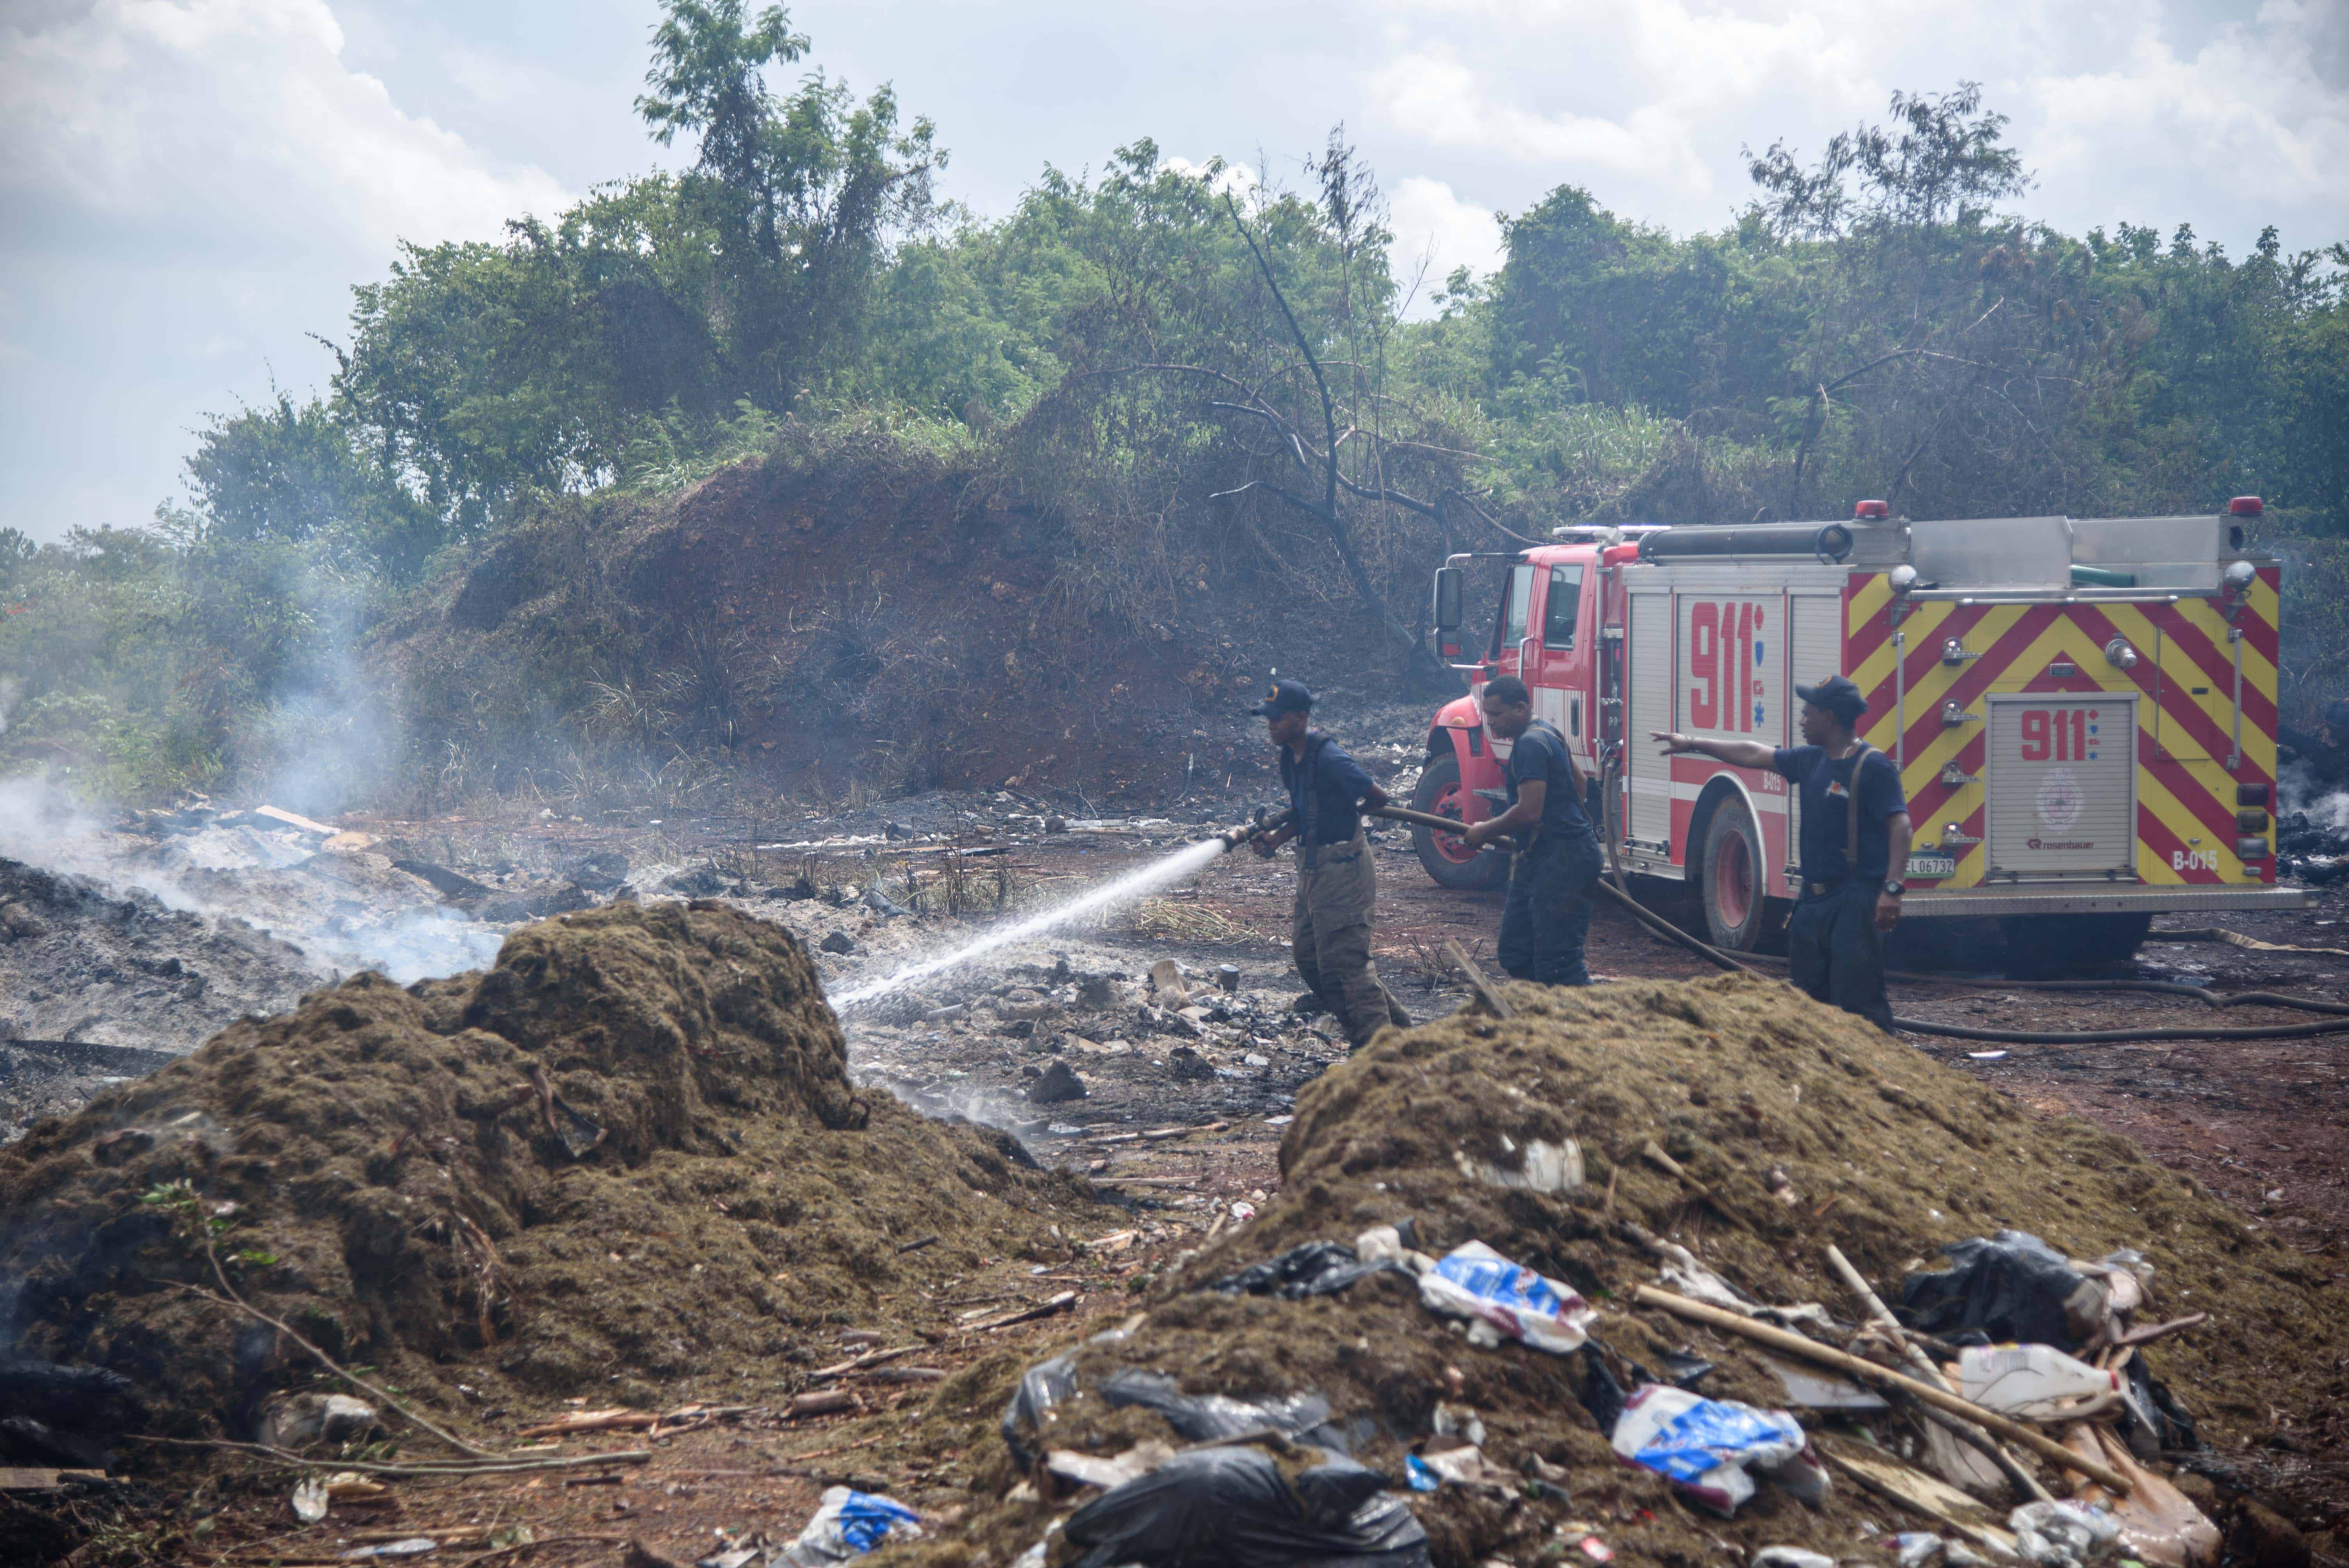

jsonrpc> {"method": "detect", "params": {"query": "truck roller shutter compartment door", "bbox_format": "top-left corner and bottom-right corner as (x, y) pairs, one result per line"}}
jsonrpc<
(1628, 589), (1675, 852)
(1985, 693), (2137, 879)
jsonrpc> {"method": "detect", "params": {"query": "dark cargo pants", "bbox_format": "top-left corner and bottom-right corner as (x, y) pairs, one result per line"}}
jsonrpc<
(1497, 828), (1601, 987)
(1293, 827), (1408, 1049)
(1787, 881), (1895, 1033)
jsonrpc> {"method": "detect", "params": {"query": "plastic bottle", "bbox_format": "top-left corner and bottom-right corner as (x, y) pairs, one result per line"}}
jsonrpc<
(1957, 1344), (2118, 1417)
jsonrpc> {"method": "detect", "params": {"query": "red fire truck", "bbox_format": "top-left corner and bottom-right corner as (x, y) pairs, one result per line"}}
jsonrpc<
(1414, 501), (2307, 962)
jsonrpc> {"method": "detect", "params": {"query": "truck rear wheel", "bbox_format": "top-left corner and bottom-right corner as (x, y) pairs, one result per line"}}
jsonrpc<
(1699, 798), (1773, 951)
(1411, 751), (1508, 890)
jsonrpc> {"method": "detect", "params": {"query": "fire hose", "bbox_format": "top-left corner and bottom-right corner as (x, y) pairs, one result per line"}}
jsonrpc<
(1347, 803), (2349, 1046)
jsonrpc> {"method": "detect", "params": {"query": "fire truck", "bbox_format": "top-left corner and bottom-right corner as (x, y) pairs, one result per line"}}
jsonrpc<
(1414, 500), (2308, 962)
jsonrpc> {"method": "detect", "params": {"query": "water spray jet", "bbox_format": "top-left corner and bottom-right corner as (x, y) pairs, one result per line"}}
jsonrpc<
(824, 804), (1484, 1014)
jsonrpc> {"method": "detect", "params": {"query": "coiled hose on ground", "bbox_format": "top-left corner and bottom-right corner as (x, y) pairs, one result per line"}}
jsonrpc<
(1370, 803), (2349, 1046)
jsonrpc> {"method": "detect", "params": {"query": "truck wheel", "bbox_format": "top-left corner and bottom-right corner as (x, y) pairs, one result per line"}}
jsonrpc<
(1411, 752), (1508, 890)
(1998, 912), (2154, 974)
(1700, 798), (1770, 951)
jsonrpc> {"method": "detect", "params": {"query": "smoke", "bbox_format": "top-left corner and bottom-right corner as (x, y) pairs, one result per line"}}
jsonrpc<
(2279, 759), (2349, 834)
(0, 773), (499, 986)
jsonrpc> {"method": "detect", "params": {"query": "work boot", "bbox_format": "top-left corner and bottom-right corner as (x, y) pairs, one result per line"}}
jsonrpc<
(1290, 992), (1327, 1017)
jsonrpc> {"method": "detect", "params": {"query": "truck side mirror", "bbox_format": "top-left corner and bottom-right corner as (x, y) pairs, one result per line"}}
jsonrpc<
(1433, 567), (1463, 637)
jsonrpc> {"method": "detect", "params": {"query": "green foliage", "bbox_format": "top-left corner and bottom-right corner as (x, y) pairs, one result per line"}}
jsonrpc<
(6, 40), (2345, 807)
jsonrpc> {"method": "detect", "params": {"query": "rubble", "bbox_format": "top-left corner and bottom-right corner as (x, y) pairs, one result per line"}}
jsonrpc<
(0, 902), (1114, 1435)
(906, 973), (2343, 1568)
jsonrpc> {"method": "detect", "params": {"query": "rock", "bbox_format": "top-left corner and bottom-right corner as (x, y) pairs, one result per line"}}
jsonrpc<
(564, 850), (631, 892)
(1000, 1018), (1036, 1040)
(1168, 1046), (1215, 1083)
(997, 989), (1056, 1023)
(1147, 959), (1189, 1004)
(482, 898), (531, 923)
(90, 1128), (153, 1167)
(1044, 816), (1068, 834)
(255, 1392), (381, 1450)
(2239, 1501), (2310, 1568)
(1027, 1059), (1087, 1103)
(820, 931), (856, 955)
(0, 903), (45, 940)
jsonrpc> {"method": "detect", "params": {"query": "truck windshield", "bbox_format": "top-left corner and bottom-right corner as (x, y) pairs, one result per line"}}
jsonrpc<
(1492, 564), (1533, 657)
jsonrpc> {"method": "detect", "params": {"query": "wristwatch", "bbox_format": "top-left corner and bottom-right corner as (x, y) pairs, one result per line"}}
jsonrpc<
(1882, 879), (1905, 896)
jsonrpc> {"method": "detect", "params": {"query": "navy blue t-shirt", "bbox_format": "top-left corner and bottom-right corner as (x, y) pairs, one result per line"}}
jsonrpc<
(1773, 744), (1907, 885)
(1505, 721), (1592, 837)
(1281, 735), (1379, 845)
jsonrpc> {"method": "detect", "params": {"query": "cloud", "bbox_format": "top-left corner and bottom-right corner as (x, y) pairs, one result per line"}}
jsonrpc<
(0, 0), (570, 265)
(1387, 175), (1502, 300)
(1352, 0), (2349, 245)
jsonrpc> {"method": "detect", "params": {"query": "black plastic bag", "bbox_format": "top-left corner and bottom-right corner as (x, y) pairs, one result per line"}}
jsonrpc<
(1062, 1445), (1430, 1568)
(1898, 1230), (2091, 1350)
(1208, 1242), (1404, 1301)
(1099, 1369), (1345, 1450)
(999, 1351), (1080, 1472)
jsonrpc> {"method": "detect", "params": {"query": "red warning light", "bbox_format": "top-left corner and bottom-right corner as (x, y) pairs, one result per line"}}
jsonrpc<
(2227, 496), (2263, 516)
(1853, 499), (1891, 520)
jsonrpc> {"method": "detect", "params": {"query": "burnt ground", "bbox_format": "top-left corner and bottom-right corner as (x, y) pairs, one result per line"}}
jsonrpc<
(6, 731), (2347, 1564)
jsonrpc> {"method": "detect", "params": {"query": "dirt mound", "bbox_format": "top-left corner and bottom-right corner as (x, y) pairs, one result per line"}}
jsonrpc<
(0, 901), (1111, 1434)
(908, 973), (2346, 1567)
(385, 433), (1445, 807)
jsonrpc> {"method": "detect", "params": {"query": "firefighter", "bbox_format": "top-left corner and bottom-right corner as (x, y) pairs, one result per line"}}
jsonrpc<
(1652, 674), (1911, 1032)
(1462, 675), (1603, 986)
(1247, 679), (1411, 1049)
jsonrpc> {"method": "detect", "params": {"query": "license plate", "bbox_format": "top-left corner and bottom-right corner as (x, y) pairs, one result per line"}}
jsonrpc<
(1906, 854), (1957, 879)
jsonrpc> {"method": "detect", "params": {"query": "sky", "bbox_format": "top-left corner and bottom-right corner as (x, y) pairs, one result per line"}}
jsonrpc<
(2, 0), (2345, 543)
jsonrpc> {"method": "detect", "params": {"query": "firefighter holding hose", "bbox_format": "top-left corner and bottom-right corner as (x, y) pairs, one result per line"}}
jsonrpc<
(1462, 675), (1604, 986)
(1653, 674), (1911, 1032)
(1247, 679), (1412, 1050)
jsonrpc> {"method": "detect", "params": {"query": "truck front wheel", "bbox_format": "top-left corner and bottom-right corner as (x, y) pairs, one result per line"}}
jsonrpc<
(1700, 798), (1777, 951)
(1411, 751), (1509, 890)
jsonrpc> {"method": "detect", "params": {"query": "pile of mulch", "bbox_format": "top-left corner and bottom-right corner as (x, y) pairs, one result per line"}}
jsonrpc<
(888, 972), (2347, 1568)
(0, 902), (1114, 1434)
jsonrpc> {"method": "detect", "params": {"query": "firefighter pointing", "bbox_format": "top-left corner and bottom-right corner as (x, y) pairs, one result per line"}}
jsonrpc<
(1654, 674), (1912, 1032)
(1247, 680), (1411, 1050)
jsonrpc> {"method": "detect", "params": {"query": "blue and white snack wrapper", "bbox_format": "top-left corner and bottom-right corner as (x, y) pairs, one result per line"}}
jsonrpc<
(1608, 1384), (1816, 1515)
(1416, 1240), (1597, 1353)
(780, 1486), (924, 1564)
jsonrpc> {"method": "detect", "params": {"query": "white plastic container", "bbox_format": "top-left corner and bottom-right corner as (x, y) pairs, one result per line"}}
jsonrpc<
(1957, 1344), (2118, 1417)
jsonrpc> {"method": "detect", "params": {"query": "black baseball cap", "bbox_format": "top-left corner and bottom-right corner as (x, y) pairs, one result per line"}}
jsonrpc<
(1249, 678), (1314, 716)
(1794, 674), (1868, 722)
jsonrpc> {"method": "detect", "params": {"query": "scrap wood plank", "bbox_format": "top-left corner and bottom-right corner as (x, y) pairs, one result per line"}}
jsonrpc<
(1444, 940), (1514, 1018)
(965, 1290), (1078, 1334)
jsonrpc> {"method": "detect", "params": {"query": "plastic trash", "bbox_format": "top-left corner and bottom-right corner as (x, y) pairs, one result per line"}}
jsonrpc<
(777, 1486), (923, 1564)
(2009, 1500), (2121, 1567)
(1418, 1240), (1596, 1354)
(1209, 1240), (1405, 1299)
(1609, 1384), (1823, 1516)
(1402, 1445), (1515, 1495)
(999, 1322), (1143, 1471)
(1097, 1368), (1344, 1450)
(1750, 1550), (1835, 1568)
(1958, 1345), (2119, 1418)
(1895, 1532), (1947, 1567)
(1060, 1445), (1430, 1568)
(1900, 1231), (2103, 1350)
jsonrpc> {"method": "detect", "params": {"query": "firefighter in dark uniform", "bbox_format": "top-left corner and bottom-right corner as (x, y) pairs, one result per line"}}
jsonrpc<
(1247, 679), (1412, 1049)
(1654, 674), (1912, 1032)
(1463, 675), (1604, 985)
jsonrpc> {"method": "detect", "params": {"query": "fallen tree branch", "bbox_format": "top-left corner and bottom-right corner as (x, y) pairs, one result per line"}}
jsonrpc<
(161, 1274), (493, 1459)
(123, 1434), (647, 1476)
